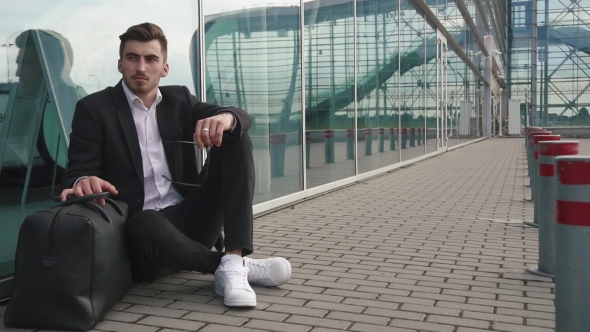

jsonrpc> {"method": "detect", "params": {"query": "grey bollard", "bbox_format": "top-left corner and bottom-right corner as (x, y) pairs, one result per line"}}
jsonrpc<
(526, 140), (578, 278)
(389, 128), (396, 151)
(409, 128), (416, 148)
(401, 128), (408, 149)
(525, 134), (560, 228)
(527, 131), (552, 201)
(365, 128), (372, 155)
(324, 130), (334, 163)
(555, 156), (590, 332)
(417, 128), (423, 146)
(346, 129), (354, 160)
(305, 131), (311, 168)
(378, 128), (385, 152)
(527, 129), (544, 177)
(269, 134), (286, 177)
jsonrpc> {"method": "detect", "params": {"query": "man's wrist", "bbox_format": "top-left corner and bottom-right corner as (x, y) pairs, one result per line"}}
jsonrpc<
(221, 112), (237, 132)
(73, 176), (88, 188)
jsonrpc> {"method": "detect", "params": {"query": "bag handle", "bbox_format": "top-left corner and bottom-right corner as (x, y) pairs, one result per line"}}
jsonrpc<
(53, 192), (126, 217)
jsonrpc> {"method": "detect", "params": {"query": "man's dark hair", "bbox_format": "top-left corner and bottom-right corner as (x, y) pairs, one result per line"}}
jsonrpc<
(119, 22), (168, 61)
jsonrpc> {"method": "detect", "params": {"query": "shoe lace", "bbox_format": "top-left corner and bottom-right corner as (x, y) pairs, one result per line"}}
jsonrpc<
(247, 260), (270, 281)
(227, 268), (250, 289)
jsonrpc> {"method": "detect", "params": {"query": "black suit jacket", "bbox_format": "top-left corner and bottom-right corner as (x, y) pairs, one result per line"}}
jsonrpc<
(61, 80), (251, 217)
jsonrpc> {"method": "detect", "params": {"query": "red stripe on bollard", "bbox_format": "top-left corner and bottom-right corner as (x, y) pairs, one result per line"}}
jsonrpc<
(557, 159), (590, 185)
(306, 131), (311, 142)
(556, 201), (590, 226)
(538, 164), (554, 177)
(269, 134), (286, 145)
(540, 142), (579, 156)
(346, 129), (353, 138)
(532, 134), (558, 154)
(388, 128), (394, 134)
(401, 128), (407, 134)
(324, 130), (334, 139)
(378, 128), (384, 134)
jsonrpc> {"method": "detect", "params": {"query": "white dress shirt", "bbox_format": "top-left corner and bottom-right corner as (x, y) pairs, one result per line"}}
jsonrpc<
(122, 81), (183, 211)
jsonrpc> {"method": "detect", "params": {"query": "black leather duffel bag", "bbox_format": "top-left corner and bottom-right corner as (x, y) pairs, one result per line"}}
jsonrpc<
(4, 192), (132, 331)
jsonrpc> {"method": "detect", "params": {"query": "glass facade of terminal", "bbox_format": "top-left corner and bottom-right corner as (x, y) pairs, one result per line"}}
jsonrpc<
(0, 0), (518, 297)
(509, 0), (590, 126)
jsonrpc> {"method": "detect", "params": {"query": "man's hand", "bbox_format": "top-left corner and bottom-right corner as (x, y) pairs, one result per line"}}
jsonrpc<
(60, 176), (118, 206)
(195, 113), (234, 150)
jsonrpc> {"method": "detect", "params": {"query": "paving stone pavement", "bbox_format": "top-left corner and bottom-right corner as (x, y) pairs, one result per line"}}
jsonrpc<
(6, 137), (590, 332)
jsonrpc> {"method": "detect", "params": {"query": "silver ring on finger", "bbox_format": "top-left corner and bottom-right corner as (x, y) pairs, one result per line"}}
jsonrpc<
(201, 128), (210, 132)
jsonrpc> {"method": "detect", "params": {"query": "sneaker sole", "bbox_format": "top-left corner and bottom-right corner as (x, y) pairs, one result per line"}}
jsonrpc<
(215, 285), (257, 307)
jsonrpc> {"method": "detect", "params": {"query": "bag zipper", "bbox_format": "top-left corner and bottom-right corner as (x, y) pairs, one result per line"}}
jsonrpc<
(43, 205), (75, 267)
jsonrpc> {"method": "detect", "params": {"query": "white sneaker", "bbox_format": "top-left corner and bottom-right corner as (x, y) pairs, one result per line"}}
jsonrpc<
(214, 263), (256, 307)
(243, 257), (292, 287)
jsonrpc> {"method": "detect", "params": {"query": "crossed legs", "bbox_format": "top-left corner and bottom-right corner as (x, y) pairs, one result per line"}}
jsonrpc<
(124, 133), (255, 282)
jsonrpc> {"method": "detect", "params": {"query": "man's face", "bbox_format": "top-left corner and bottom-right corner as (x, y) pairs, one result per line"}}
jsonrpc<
(118, 39), (168, 96)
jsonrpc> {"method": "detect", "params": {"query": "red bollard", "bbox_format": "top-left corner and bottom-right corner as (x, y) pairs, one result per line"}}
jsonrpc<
(324, 130), (334, 163)
(269, 134), (286, 177)
(388, 128), (396, 151)
(305, 131), (311, 168)
(527, 130), (552, 197)
(555, 156), (590, 331)
(346, 129), (354, 160)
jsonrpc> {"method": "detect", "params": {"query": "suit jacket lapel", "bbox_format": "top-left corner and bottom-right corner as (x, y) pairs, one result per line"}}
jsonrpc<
(112, 81), (144, 185)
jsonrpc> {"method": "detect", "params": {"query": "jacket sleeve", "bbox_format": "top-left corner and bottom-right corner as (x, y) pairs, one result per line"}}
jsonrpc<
(60, 98), (103, 191)
(184, 86), (251, 139)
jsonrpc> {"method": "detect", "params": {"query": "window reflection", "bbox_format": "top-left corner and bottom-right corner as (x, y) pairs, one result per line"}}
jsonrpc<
(400, 1), (426, 161)
(203, 0), (303, 203)
(0, 0), (199, 286)
(357, 0), (401, 174)
(304, 0), (355, 188)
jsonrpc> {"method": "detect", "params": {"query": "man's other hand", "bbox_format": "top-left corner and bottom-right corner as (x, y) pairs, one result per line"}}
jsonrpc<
(60, 176), (118, 206)
(195, 113), (234, 150)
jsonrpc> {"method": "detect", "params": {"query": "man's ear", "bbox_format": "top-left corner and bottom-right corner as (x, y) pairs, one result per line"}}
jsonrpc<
(117, 59), (122, 74)
(161, 63), (169, 78)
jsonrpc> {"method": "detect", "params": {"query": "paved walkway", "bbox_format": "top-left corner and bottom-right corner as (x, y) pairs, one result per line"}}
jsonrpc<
(6, 137), (589, 332)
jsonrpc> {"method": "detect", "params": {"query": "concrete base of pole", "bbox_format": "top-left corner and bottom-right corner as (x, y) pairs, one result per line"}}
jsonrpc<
(526, 266), (555, 279)
(524, 221), (539, 228)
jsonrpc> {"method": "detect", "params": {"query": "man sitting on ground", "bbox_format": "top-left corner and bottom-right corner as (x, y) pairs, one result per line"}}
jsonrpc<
(60, 22), (290, 308)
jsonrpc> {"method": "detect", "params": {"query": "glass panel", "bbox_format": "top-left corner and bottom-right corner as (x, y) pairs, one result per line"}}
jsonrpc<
(425, 24), (437, 154)
(357, 0), (400, 174)
(304, 0), (355, 188)
(447, 45), (459, 148)
(400, 1), (425, 161)
(0, 0), (199, 287)
(204, 0), (302, 203)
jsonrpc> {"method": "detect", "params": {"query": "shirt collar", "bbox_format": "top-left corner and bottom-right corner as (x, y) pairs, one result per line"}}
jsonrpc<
(121, 80), (162, 110)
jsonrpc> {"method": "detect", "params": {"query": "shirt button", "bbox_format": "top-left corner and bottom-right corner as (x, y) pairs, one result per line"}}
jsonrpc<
(148, 136), (153, 141)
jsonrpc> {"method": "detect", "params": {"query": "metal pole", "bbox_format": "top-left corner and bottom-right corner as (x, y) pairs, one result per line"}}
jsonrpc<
(483, 37), (492, 137)
(531, 0), (538, 126)
(1, 44), (13, 82)
(374, 11), (380, 121)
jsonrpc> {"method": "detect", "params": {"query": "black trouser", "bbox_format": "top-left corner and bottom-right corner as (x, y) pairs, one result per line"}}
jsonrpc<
(125, 133), (255, 282)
